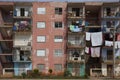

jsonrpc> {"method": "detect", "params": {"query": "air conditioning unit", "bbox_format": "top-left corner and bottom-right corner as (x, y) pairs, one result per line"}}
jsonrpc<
(20, 47), (31, 50)
(72, 57), (81, 61)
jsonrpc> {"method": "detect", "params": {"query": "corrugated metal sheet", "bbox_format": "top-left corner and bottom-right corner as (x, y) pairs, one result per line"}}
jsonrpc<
(0, 0), (119, 2)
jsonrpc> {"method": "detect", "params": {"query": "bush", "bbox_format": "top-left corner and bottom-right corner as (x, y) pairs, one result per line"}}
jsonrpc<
(28, 69), (41, 78)
(63, 70), (72, 77)
(21, 72), (27, 78)
(48, 69), (53, 74)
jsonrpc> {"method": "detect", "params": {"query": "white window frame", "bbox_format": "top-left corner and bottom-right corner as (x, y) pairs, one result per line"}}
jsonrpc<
(37, 22), (46, 28)
(37, 36), (46, 42)
(54, 36), (63, 42)
(54, 49), (63, 57)
(37, 8), (46, 14)
(36, 49), (46, 56)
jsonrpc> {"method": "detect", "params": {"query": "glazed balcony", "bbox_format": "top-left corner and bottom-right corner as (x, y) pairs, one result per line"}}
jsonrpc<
(13, 7), (32, 19)
(67, 35), (85, 48)
(13, 50), (31, 62)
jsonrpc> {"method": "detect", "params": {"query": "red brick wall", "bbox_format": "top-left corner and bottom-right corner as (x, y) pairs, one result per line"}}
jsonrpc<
(32, 2), (67, 74)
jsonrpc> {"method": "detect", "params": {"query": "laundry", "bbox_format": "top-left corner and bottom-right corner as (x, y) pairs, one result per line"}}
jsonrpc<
(91, 32), (103, 46)
(117, 34), (120, 41)
(69, 25), (81, 32)
(117, 41), (120, 48)
(102, 49), (107, 60)
(91, 47), (100, 57)
(105, 40), (113, 46)
(115, 49), (120, 59)
(86, 32), (91, 41)
(85, 47), (89, 54)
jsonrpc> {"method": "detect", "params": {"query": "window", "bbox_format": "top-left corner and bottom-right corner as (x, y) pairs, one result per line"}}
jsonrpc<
(37, 8), (46, 14)
(55, 7), (62, 15)
(37, 36), (46, 42)
(54, 36), (63, 42)
(54, 64), (62, 71)
(54, 22), (62, 28)
(37, 64), (45, 71)
(37, 22), (45, 28)
(36, 49), (46, 56)
(54, 49), (62, 57)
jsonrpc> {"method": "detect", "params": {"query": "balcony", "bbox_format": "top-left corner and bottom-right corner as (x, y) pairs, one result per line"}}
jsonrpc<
(13, 7), (32, 19)
(67, 41), (85, 48)
(12, 21), (32, 32)
(67, 35), (85, 48)
(13, 50), (31, 62)
(67, 50), (85, 63)
(102, 55), (113, 64)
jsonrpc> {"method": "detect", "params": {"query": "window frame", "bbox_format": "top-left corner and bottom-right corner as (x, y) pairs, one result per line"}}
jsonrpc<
(37, 36), (46, 42)
(37, 22), (46, 28)
(54, 49), (63, 57)
(37, 64), (45, 71)
(55, 7), (62, 15)
(37, 8), (46, 14)
(54, 35), (63, 42)
(36, 49), (46, 57)
(54, 22), (63, 28)
(54, 64), (62, 71)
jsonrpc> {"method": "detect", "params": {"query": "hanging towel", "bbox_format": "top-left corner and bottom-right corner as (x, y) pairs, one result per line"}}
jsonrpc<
(91, 47), (100, 57)
(86, 32), (91, 41)
(115, 49), (120, 59)
(91, 32), (103, 46)
(70, 25), (74, 31)
(117, 41), (120, 48)
(102, 49), (107, 60)
(73, 26), (80, 32)
(85, 47), (89, 54)
(115, 41), (118, 49)
(105, 40), (113, 46)
(117, 34), (120, 41)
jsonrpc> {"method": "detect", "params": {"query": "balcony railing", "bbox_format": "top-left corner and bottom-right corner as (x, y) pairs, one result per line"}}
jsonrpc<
(13, 55), (31, 62)
(13, 21), (32, 32)
(67, 41), (85, 48)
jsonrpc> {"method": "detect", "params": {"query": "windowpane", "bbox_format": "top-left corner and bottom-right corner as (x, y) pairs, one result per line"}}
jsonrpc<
(55, 8), (62, 15)
(37, 64), (45, 71)
(54, 36), (63, 42)
(37, 50), (46, 56)
(54, 49), (62, 56)
(37, 36), (46, 42)
(54, 22), (62, 28)
(37, 22), (45, 28)
(54, 64), (62, 71)
(37, 8), (46, 14)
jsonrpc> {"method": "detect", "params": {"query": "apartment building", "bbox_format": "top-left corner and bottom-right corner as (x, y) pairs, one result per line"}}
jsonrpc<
(32, 2), (67, 74)
(0, 0), (120, 78)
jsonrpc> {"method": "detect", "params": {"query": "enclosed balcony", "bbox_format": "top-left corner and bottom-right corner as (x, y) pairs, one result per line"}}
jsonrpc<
(67, 3), (85, 19)
(13, 49), (31, 62)
(67, 49), (85, 63)
(67, 35), (85, 48)
(102, 6), (120, 19)
(13, 4), (32, 19)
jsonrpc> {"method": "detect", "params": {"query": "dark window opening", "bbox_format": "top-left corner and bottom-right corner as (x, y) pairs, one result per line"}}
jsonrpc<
(55, 22), (62, 28)
(20, 8), (25, 16)
(55, 8), (62, 15)
(72, 8), (80, 16)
